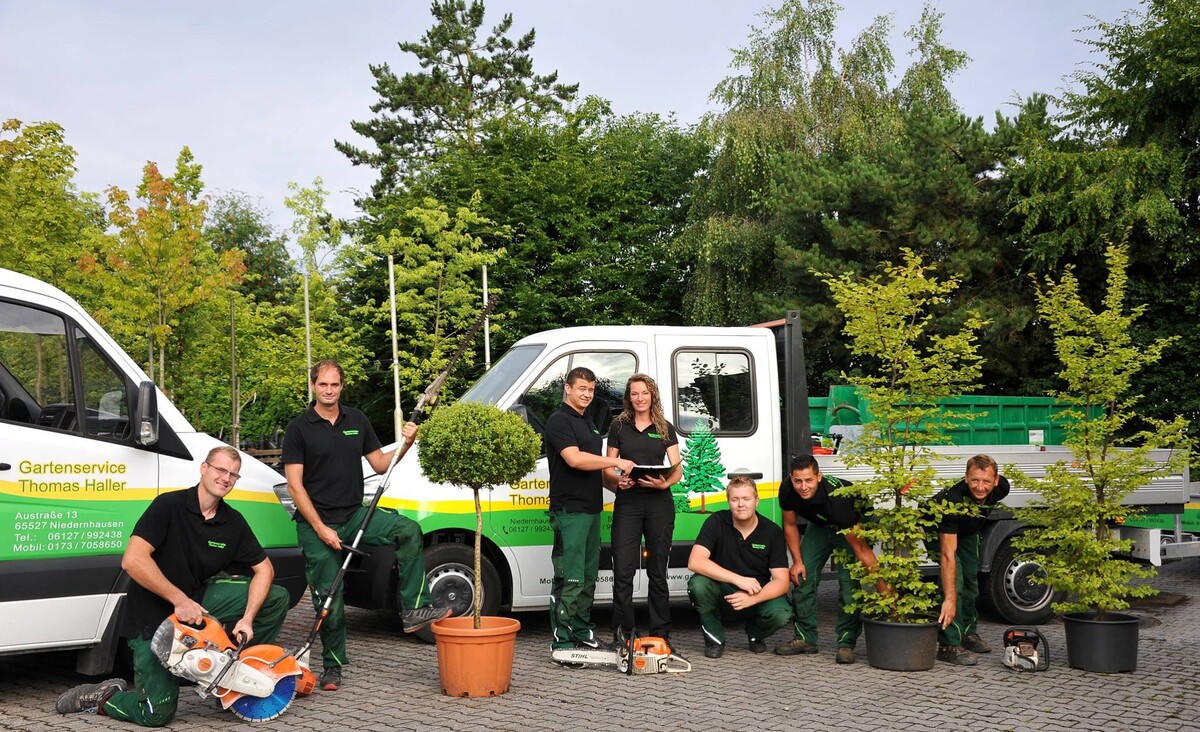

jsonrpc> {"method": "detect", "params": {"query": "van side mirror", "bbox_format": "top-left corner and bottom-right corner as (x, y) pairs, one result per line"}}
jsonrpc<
(507, 404), (529, 424)
(134, 381), (159, 446)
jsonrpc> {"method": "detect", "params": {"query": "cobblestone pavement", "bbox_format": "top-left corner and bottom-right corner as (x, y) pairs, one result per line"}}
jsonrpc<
(4, 560), (1197, 732)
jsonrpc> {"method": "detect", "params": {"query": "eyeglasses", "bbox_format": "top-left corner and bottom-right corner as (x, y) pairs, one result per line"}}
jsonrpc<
(204, 462), (242, 482)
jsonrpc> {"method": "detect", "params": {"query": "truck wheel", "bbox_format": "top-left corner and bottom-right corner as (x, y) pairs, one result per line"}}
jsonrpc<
(982, 537), (1056, 625)
(419, 542), (502, 639)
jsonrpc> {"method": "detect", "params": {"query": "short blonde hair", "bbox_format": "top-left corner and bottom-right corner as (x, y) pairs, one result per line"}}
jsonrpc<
(726, 476), (758, 497)
(206, 445), (242, 466)
(965, 454), (998, 476)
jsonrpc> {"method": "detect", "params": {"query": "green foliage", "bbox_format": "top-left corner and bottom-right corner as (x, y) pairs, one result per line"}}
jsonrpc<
(676, 421), (725, 512)
(206, 191), (295, 304)
(1005, 0), (1200, 465)
(418, 401), (540, 625)
(821, 250), (986, 622)
(0, 118), (105, 292)
(1015, 242), (1190, 617)
(335, 0), (577, 194)
(80, 149), (244, 391)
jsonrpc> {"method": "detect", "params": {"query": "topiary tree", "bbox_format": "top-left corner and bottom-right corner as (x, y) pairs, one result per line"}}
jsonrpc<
(1015, 242), (1190, 619)
(820, 249), (986, 623)
(418, 402), (541, 628)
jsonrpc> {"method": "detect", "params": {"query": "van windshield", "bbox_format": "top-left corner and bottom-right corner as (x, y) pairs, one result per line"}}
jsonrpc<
(458, 345), (545, 405)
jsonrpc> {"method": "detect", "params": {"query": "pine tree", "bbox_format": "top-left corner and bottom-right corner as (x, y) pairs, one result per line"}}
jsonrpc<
(676, 421), (726, 513)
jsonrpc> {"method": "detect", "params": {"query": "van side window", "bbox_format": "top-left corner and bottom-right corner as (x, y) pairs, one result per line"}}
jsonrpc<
(0, 301), (131, 440)
(0, 301), (75, 430)
(673, 350), (755, 435)
(76, 329), (130, 439)
(518, 351), (637, 439)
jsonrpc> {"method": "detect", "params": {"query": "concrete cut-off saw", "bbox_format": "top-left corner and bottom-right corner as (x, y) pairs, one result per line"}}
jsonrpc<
(551, 633), (692, 674)
(151, 613), (316, 722)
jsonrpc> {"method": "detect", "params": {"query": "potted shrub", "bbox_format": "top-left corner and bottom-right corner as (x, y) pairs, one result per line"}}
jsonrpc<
(820, 250), (986, 671)
(1015, 242), (1189, 673)
(417, 401), (541, 696)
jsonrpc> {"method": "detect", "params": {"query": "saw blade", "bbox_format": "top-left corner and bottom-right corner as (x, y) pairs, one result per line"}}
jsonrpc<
(229, 673), (296, 722)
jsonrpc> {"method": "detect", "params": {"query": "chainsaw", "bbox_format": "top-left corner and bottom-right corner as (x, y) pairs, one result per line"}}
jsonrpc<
(151, 613), (316, 722)
(1001, 626), (1050, 672)
(551, 632), (692, 674)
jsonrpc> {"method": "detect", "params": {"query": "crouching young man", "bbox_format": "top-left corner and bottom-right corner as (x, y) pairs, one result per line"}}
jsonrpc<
(686, 477), (791, 659)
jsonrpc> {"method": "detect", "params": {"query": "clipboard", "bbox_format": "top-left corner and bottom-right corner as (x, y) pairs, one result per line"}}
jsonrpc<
(629, 461), (680, 482)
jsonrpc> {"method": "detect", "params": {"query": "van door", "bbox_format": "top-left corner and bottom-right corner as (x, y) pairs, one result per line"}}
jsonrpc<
(0, 298), (156, 654)
(652, 333), (780, 595)
(502, 344), (646, 606)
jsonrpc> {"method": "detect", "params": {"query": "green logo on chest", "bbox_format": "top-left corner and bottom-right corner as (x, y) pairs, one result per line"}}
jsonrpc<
(343, 429), (360, 436)
(751, 543), (766, 550)
(207, 540), (226, 549)
(648, 432), (663, 439)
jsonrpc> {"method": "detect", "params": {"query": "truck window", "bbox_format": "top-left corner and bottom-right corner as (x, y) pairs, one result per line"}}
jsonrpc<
(673, 350), (755, 435)
(518, 351), (637, 438)
(0, 300), (130, 440)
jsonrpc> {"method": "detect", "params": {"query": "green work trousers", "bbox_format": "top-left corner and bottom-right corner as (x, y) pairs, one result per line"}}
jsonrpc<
(103, 578), (289, 727)
(928, 531), (981, 647)
(297, 505), (428, 669)
(789, 522), (862, 648)
(686, 574), (791, 646)
(548, 510), (601, 649)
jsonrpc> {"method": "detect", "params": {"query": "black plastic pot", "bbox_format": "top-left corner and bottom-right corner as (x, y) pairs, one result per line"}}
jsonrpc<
(1062, 611), (1139, 673)
(862, 617), (939, 671)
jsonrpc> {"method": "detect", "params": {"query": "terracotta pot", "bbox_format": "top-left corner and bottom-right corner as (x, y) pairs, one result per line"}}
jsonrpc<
(431, 616), (521, 697)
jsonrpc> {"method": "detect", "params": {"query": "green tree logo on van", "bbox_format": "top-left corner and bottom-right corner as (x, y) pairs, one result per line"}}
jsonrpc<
(676, 420), (724, 513)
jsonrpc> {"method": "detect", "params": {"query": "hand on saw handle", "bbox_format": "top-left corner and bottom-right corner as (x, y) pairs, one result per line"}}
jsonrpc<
(173, 597), (207, 626)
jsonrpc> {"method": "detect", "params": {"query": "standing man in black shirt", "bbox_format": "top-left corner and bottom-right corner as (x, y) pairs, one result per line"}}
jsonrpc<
(282, 359), (448, 691)
(773, 455), (881, 664)
(56, 446), (289, 725)
(544, 366), (635, 656)
(928, 454), (1011, 666)
(686, 477), (791, 659)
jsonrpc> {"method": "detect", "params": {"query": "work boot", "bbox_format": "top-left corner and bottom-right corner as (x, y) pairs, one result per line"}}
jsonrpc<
(703, 639), (725, 659)
(318, 666), (342, 691)
(747, 637), (767, 654)
(835, 646), (856, 665)
(937, 644), (978, 666)
(402, 605), (452, 633)
(774, 638), (819, 656)
(56, 678), (128, 714)
(962, 632), (991, 654)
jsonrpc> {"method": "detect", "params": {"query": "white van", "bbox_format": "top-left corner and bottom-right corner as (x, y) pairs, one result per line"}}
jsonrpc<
(0, 268), (305, 673)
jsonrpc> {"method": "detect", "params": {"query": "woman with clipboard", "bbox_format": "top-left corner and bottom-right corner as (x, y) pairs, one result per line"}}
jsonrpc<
(604, 373), (683, 647)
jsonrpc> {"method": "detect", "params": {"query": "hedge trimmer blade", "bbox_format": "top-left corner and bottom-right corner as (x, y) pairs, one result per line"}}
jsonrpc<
(228, 669), (296, 722)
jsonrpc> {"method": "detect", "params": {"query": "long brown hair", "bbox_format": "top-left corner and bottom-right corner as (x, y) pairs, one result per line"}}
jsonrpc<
(615, 373), (670, 442)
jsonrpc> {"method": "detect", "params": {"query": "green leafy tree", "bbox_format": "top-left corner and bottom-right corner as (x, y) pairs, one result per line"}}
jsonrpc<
(357, 193), (502, 407)
(0, 118), (104, 291)
(206, 191), (295, 303)
(677, 421), (726, 514)
(336, 0), (577, 194)
(1015, 242), (1190, 617)
(418, 402), (540, 627)
(1005, 0), (1200, 457)
(821, 250), (986, 623)
(82, 148), (244, 390)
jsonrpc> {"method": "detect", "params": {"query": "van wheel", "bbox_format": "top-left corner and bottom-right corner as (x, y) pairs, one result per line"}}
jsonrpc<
(982, 537), (1056, 625)
(417, 543), (502, 641)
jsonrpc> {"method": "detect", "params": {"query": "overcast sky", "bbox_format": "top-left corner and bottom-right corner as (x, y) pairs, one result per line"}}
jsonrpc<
(3, 1), (1137, 236)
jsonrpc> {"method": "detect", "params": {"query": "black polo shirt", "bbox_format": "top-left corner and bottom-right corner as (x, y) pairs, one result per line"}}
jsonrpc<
(778, 474), (860, 531)
(282, 403), (382, 525)
(930, 475), (1011, 538)
(694, 510), (788, 587)
(122, 485), (267, 638)
(545, 402), (604, 513)
(606, 418), (678, 496)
